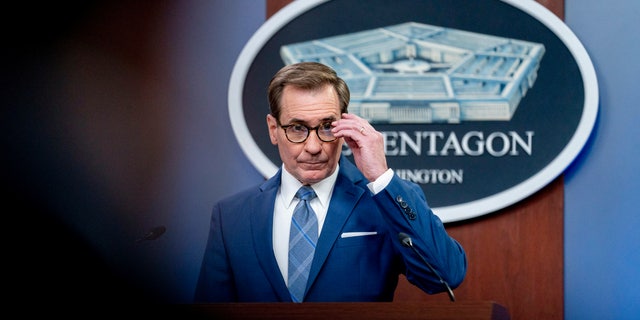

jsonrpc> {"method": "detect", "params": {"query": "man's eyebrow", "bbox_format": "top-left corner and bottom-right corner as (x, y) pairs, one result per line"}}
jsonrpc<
(286, 116), (336, 124)
(322, 116), (337, 122)
(285, 118), (306, 124)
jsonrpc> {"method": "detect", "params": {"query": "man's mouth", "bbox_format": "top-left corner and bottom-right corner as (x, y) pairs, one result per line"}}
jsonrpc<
(299, 161), (326, 168)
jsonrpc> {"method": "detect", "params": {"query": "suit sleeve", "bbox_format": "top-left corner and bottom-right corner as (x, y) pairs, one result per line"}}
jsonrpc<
(193, 202), (236, 302)
(372, 174), (467, 293)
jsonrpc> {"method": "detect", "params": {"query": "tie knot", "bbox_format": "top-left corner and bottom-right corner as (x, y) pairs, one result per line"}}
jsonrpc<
(296, 186), (317, 201)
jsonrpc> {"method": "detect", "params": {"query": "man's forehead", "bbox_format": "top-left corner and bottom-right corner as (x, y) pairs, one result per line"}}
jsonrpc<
(279, 84), (339, 118)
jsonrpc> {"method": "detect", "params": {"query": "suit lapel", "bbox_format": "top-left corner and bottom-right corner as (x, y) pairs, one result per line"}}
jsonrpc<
(250, 172), (291, 301)
(306, 161), (367, 292)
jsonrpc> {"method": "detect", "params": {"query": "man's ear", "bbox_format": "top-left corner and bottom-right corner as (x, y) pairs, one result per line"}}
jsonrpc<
(266, 114), (278, 145)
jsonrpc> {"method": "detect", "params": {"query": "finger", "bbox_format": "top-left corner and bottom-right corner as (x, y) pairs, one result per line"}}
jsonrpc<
(339, 114), (371, 133)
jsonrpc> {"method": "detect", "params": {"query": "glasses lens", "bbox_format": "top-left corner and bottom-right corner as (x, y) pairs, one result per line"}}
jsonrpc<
(285, 124), (308, 143)
(318, 122), (335, 142)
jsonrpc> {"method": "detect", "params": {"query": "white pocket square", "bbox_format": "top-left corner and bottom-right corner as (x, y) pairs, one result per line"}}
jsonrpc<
(341, 231), (378, 238)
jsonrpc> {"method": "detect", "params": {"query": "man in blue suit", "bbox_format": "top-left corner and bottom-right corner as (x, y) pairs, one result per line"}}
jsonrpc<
(194, 62), (466, 302)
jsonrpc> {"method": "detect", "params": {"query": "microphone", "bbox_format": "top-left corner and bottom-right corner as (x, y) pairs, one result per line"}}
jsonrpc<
(398, 232), (456, 302)
(136, 225), (166, 243)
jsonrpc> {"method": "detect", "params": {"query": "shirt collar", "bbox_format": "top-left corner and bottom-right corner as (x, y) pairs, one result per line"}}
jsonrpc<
(280, 164), (339, 209)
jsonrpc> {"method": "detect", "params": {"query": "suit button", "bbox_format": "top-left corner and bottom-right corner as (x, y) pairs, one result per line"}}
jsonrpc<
(397, 197), (408, 208)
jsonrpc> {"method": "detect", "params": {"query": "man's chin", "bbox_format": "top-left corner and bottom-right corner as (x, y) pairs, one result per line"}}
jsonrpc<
(299, 169), (329, 184)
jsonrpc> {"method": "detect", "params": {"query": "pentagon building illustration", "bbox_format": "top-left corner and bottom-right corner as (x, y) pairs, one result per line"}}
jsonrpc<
(280, 22), (545, 124)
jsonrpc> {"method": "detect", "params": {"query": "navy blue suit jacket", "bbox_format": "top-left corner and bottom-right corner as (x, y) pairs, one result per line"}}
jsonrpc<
(194, 156), (466, 302)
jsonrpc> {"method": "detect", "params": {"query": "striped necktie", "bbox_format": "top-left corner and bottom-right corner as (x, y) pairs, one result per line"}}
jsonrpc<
(288, 186), (318, 302)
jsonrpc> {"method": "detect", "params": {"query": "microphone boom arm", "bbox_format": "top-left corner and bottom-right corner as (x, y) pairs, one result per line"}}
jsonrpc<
(398, 232), (456, 302)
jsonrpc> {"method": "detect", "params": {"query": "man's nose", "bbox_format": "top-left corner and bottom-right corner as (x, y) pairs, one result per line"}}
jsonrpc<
(304, 130), (323, 153)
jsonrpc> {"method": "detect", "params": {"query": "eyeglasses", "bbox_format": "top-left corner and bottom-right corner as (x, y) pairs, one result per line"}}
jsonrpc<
(280, 121), (337, 143)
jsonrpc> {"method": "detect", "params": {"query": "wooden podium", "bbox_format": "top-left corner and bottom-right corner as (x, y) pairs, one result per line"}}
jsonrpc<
(183, 301), (510, 319)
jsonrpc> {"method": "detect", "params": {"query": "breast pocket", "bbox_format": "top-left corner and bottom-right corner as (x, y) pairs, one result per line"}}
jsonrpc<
(336, 231), (381, 247)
